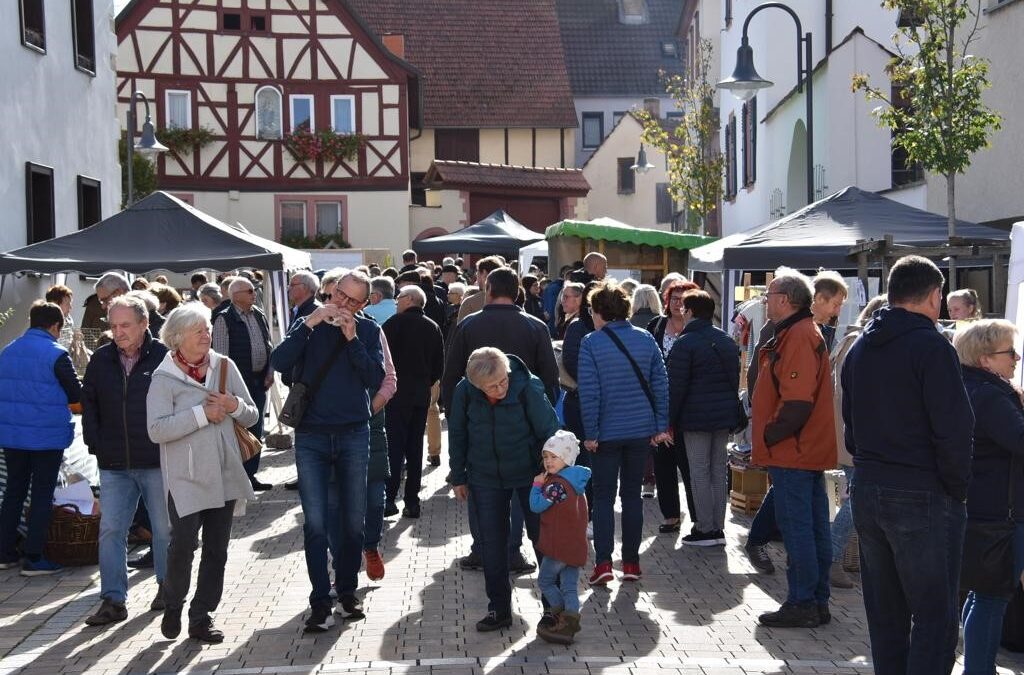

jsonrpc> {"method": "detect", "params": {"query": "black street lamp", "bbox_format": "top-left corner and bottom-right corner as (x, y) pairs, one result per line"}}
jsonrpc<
(718, 2), (815, 205)
(125, 90), (168, 206)
(630, 143), (654, 174)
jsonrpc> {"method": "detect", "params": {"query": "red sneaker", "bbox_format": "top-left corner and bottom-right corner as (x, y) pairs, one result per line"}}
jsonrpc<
(364, 549), (385, 581)
(621, 562), (642, 581)
(588, 561), (614, 586)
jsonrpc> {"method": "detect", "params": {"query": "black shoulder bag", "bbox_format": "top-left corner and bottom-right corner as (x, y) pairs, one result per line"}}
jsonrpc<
(279, 332), (347, 428)
(603, 327), (658, 418)
(961, 454), (1018, 598)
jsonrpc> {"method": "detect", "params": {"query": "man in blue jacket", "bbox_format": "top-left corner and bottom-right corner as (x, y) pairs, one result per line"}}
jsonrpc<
(842, 255), (974, 675)
(272, 271), (385, 633)
(81, 295), (169, 626)
(0, 302), (82, 576)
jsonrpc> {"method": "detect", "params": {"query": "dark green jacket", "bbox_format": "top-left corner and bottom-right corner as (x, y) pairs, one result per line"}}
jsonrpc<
(368, 408), (389, 483)
(448, 355), (559, 489)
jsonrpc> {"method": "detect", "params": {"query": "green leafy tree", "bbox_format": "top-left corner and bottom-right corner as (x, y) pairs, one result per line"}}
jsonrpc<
(636, 38), (724, 235)
(852, 0), (1001, 287)
(119, 135), (158, 208)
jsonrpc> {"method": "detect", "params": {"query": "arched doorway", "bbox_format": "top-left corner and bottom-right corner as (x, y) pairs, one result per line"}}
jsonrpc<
(786, 120), (808, 214)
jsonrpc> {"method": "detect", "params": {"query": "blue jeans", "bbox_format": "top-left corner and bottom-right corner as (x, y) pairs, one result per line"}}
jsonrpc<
(768, 467), (831, 606)
(591, 438), (649, 564)
(538, 557), (581, 613)
(471, 484), (540, 615)
(748, 486), (780, 546)
(98, 468), (170, 603)
(363, 480), (386, 551)
(961, 523), (1024, 675)
(0, 449), (63, 560)
(852, 481), (966, 675)
(468, 488), (526, 560)
(831, 466), (855, 561)
(296, 428), (370, 607)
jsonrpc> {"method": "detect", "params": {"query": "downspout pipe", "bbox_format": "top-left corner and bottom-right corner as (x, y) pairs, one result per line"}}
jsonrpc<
(825, 0), (833, 52)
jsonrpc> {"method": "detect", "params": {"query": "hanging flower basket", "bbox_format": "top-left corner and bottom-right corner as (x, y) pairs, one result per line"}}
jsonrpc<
(156, 127), (215, 155)
(283, 126), (365, 163)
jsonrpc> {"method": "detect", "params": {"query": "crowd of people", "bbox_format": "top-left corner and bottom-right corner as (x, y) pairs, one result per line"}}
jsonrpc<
(0, 248), (1020, 672)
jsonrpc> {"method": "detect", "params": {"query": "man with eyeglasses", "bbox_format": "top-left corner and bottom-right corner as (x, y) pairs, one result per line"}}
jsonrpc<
(95, 272), (165, 335)
(211, 277), (274, 490)
(271, 271), (385, 632)
(841, 256), (974, 673)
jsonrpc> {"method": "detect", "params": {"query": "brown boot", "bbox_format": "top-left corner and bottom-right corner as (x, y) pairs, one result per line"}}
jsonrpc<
(543, 611), (579, 645)
(536, 607), (563, 643)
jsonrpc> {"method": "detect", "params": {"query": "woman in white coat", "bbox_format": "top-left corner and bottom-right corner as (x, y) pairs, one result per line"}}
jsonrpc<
(147, 303), (258, 643)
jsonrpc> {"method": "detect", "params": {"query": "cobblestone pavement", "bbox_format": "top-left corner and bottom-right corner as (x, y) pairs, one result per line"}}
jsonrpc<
(2, 438), (1023, 675)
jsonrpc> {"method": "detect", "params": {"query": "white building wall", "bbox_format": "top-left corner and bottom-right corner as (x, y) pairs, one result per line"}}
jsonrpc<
(719, 1), (900, 235)
(0, 0), (121, 346)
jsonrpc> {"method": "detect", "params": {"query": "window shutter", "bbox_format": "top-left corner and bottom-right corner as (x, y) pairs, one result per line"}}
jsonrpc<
(656, 183), (673, 223)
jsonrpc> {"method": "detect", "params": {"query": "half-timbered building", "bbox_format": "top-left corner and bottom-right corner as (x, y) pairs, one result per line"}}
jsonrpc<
(115, 0), (420, 254)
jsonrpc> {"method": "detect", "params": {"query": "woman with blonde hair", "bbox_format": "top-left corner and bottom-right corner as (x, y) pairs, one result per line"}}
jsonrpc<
(146, 304), (258, 643)
(629, 284), (662, 329)
(956, 319), (1024, 674)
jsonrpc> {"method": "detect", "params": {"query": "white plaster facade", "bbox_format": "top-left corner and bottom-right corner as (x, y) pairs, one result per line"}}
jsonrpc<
(0, 0), (121, 345)
(923, 0), (1024, 225)
(581, 115), (676, 230)
(718, 1), (902, 235)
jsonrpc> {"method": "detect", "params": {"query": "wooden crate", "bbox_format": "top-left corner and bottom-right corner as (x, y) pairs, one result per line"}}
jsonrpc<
(729, 464), (769, 515)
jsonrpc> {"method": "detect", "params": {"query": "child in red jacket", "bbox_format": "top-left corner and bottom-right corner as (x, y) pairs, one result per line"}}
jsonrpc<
(530, 429), (591, 644)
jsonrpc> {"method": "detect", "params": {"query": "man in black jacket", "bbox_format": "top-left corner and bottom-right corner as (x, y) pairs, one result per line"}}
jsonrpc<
(842, 255), (974, 674)
(81, 295), (170, 626)
(382, 286), (444, 518)
(212, 277), (274, 490)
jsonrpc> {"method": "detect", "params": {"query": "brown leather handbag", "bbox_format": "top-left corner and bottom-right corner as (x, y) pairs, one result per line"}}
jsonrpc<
(219, 362), (262, 462)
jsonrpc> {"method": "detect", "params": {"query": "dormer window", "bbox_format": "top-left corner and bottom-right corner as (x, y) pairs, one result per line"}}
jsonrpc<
(617, 0), (649, 25)
(661, 41), (678, 58)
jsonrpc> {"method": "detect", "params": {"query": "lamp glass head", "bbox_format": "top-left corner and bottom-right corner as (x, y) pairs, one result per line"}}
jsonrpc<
(135, 119), (169, 160)
(630, 145), (655, 174)
(717, 40), (773, 101)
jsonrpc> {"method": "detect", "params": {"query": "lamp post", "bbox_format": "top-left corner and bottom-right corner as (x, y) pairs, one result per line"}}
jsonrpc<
(630, 143), (654, 174)
(717, 2), (814, 205)
(124, 90), (168, 207)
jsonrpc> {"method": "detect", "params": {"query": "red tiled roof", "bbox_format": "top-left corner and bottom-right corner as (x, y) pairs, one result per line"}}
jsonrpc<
(425, 161), (590, 194)
(346, 0), (578, 129)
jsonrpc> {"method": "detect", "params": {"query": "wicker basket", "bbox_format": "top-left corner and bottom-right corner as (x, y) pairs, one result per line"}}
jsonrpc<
(44, 503), (99, 566)
(842, 531), (860, 573)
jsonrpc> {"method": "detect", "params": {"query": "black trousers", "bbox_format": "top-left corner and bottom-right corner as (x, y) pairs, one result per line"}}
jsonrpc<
(385, 402), (429, 508)
(654, 441), (697, 523)
(163, 494), (235, 626)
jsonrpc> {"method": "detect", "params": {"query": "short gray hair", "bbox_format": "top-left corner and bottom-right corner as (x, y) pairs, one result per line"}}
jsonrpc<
(198, 283), (222, 303)
(448, 282), (467, 297)
(371, 276), (395, 300)
(632, 284), (663, 315)
(127, 289), (158, 312)
(398, 285), (426, 307)
(618, 278), (639, 297)
(228, 277), (254, 295)
(290, 270), (320, 296)
(954, 319), (1017, 368)
(465, 347), (510, 389)
(659, 272), (685, 295)
(160, 303), (212, 351)
(321, 267), (349, 290)
(772, 267), (814, 310)
(95, 272), (130, 295)
(106, 294), (148, 323)
(341, 271), (371, 300)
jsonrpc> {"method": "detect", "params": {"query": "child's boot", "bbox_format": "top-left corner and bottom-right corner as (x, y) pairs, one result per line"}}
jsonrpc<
(546, 611), (579, 645)
(537, 607), (563, 643)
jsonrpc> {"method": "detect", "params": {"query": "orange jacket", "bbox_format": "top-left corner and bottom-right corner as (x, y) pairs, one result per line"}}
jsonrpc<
(751, 312), (837, 471)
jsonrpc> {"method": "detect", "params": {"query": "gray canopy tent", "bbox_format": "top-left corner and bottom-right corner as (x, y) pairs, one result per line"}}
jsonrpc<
(0, 191), (310, 275)
(688, 186), (1009, 321)
(412, 209), (544, 256)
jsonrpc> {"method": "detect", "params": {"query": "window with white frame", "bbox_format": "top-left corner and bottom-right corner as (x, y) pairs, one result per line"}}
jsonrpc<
(165, 90), (192, 129)
(290, 95), (314, 132)
(330, 95), (355, 133)
(280, 201), (306, 240)
(581, 112), (603, 149)
(256, 86), (283, 140)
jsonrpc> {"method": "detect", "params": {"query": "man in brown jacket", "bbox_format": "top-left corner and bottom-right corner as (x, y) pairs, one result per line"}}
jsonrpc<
(752, 267), (837, 628)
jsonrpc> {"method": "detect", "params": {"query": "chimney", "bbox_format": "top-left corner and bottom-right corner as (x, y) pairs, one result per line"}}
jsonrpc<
(644, 97), (660, 118)
(382, 33), (405, 59)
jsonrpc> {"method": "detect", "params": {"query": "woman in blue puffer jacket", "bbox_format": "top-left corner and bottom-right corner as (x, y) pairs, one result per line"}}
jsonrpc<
(577, 282), (669, 586)
(666, 290), (741, 547)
